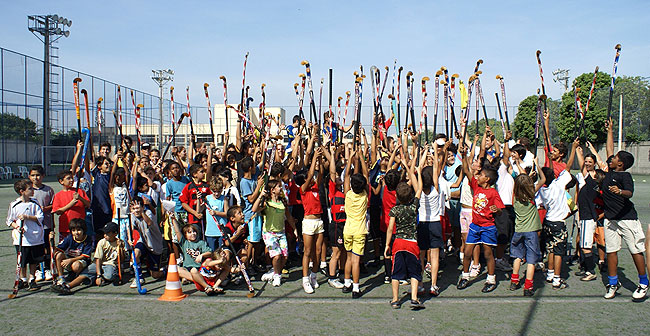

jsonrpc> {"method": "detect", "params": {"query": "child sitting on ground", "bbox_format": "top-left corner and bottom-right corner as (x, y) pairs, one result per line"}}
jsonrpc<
(86, 222), (126, 286)
(195, 248), (231, 295)
(50, 218), (94, 295)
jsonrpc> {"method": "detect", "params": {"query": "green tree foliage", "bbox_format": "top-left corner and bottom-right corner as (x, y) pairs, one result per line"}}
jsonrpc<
(513, 95), (542, 143)
(466, 118), (506, 142)
(0, 113), (39, 142)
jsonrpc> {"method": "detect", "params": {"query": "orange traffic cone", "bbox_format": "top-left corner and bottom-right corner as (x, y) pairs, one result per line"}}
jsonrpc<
(158, 253), (187, 302)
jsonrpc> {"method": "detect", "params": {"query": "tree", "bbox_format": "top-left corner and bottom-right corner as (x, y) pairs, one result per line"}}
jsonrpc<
(0, 113), (39, 142)
(513, 95), (542, 143)
(466, 118), (506, 142)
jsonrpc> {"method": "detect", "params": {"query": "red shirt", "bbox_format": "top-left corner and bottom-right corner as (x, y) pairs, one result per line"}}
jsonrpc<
(224, 221), (247, 245)
(179, 181), (212, 224)
(381, 187), (397, 233)
(544, 148), (567, 178)
(52, 188), (89, 234)
(300, 182), (322, 216)
(287, 180), (302, 206)
(469, 177), (504, 227)
(328, 180), (346, 223)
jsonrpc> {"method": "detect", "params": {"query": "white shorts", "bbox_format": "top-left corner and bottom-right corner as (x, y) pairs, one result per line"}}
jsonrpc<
(302, 218), (324, 236)
(579, 219), (597, 249)
(604, 219), (646, 254)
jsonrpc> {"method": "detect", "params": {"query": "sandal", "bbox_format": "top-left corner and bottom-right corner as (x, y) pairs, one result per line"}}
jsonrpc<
(410, 300), (425, 310)
(204, 287), (215, 296)
(390, 300), (402, 309)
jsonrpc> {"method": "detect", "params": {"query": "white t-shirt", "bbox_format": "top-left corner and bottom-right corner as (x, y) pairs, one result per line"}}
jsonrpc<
(538, 170), (572, 222)
(6, 198), (44, 246)
(496, 164), (514, 206)
(460, 177), (473, 207)
(419, 185), (443, 222)
(510, 151), (534, 175)
(223, 186), (242, 207)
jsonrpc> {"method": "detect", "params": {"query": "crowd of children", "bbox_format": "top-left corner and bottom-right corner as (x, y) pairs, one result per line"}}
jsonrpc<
(6, 112), (650, 308)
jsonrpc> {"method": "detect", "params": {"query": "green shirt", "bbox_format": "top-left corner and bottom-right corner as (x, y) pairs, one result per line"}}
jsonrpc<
(388, 197), (420, 240)
(263, 200), (285, 233)
(513, 199), (542, 233)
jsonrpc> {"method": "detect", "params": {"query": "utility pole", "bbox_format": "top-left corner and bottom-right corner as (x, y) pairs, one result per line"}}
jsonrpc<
(28, 14), (71, 175)
(552, 68), (570, 92)
(151, 69), (174, 148)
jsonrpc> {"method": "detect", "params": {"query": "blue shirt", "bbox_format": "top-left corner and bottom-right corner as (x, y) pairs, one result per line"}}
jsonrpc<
(205, 194), (226, 237)
(165, 176), (191, 213)
(443, 154), (462, 193)
(239, 167), (260, 221)
(57, 234), (94, 260)
(91, 168), (111, 215)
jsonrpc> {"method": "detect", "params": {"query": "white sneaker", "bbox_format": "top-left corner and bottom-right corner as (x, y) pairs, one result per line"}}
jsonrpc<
(302, 278), (314, 294)
(632, 284), (648, 300)
(35, 269), (44, 281)
(44, 270), (53, 281)
(310, 272), (319, 289)
(469, 264), (481, 278)
(130, 278), (145, 289)
(272, 274), (282, 287)
(604, 282), (621, 299)
(261, 270), (274, 283)
(328, 278), (344, 289)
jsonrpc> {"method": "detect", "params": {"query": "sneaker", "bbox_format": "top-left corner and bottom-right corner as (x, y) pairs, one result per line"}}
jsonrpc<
(580, 272), (597, 282)
(553, 279), (568, 290)
(328, 278), (344, 289)
(130, 278), (145, 289)
(309, 272), (319, 289)
(535, 262), (545, 271)
(384, 276), (391, 284)
(272, 274), (282, 287)
(632, 284), (648, 300)
(457, 278), (470, 290)
(495, 259), (513, 272)
(399, 280), (409, 286)
(28, 279), (39, 291)
(58, 283), (73, 295)
(352, 291), (362, 299)
(18, 279), (29, 289)
(574, 269), (586, 277)
(44, 270), (53, 281)
(302, 278), (314, 294)
(35, 269), (44, 282)
(523, 288), (535, 297)
(545, 273), (554, 283)
(469, 265), (481, 279)
(261, 270), (274, 283)
(482, 282), (497, 293)
(424, 263), (432, 277)
(604, 282), (621, 299)
(509, 281), (521, 291)
(417, 285), (425, 294)
(430, 285), (440, 297)
(342, 285), (352, 293)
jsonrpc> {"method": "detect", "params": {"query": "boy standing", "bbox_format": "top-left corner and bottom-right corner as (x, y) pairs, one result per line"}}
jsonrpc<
(180, 164), (212, 237)
(52, 170), (90, 239)
(602, 121), (647, 300)
(131, 197), (165, 287)
(458, 136), (504, 292)
(29, 166), (55, 281)
(342, 149), (369, 298)
(7, 179), (45, 290)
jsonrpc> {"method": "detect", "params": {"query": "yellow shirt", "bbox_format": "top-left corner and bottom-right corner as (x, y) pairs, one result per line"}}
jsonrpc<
(343, 189), (368, 236)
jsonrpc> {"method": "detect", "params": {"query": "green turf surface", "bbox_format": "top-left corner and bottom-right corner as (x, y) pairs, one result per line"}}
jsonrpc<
(0, 176), (649, 335)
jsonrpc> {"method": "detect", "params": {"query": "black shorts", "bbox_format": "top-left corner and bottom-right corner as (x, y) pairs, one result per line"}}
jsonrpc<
(290, 205), (304, 236)
(15, 244), (45, 268)
(368, 206), (382, 239)
(134, 242), (162, 271)
(391, 251), (422, 281)
(417, 221), (444, 250)
(542, 220), (568, 256)
(495, 206), (514, 245)
(329, 220), (345, 248)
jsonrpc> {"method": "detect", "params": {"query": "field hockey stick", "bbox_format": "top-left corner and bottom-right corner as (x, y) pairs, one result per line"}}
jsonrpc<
(204, 83), (215, 143)
(535, 50), (552, 153)
(397, 66), (403, 135)
(8, 220), (24, 299)
(117, 85), (124, 148)
(578, 66), (599, 142)
(81, 89), (91, 130)
(126, 194), (147, 295)
(496, 75), (510, 131)
(49, 234), (58, 279)
(160, 113), (189, 160)
(135, 104), (144, 154)
(73, 128), (91, 189)
(606, 44), (622, 121)
(170, 86), (176, 144)
(186, 86), (196, 151)
(450, 73), (459, 137)
(421, 77), (429, 143)
(97, 98), (103, 144)
(240, 53), (250, 134)
(219, 77), (229, 133)
(73, 77), (83, 139)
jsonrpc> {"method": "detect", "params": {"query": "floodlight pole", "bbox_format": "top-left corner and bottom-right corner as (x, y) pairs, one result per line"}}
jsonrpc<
(151, 69), (173, 148)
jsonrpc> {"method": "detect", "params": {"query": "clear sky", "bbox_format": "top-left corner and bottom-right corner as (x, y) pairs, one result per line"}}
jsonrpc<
(1, 1), (648, 125)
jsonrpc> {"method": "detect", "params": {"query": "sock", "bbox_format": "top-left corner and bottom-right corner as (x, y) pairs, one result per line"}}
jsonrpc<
(344, 278), (352, 287)
(639, 274), (649, 286)
(511, 273), (520, 283)
(524, 279), (534, 290)
(320, 261), (327, 269)
(21, 277), (28, 282)
(329, 274), (337, 280)
(547, 269), (554, 278)
(309, 261), (313, 268)
(302, 276), (310, 284)
(352, 283), (360, 292)
(583, 253), (594, 273)
(459, 252), (464, 260)
(553, 275), (560, 285)
(461, 272), (470, 280)
(608, 275), (619, 286)
(486, 274), (496, 284)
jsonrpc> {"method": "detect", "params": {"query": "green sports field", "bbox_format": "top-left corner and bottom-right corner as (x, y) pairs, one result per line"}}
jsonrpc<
(0, 176), (649, 335)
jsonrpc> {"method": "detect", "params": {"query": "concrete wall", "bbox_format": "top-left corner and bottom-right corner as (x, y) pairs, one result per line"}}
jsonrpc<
(537, 141), (650, 175)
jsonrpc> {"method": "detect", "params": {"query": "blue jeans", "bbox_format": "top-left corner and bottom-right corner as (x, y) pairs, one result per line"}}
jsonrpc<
(206, 236), (223, 251)
(85, 263), (118, 282)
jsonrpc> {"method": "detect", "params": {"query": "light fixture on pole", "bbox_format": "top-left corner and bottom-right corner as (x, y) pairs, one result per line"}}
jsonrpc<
(152, 69), (174, 148)
(28, 14), (72, 175)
